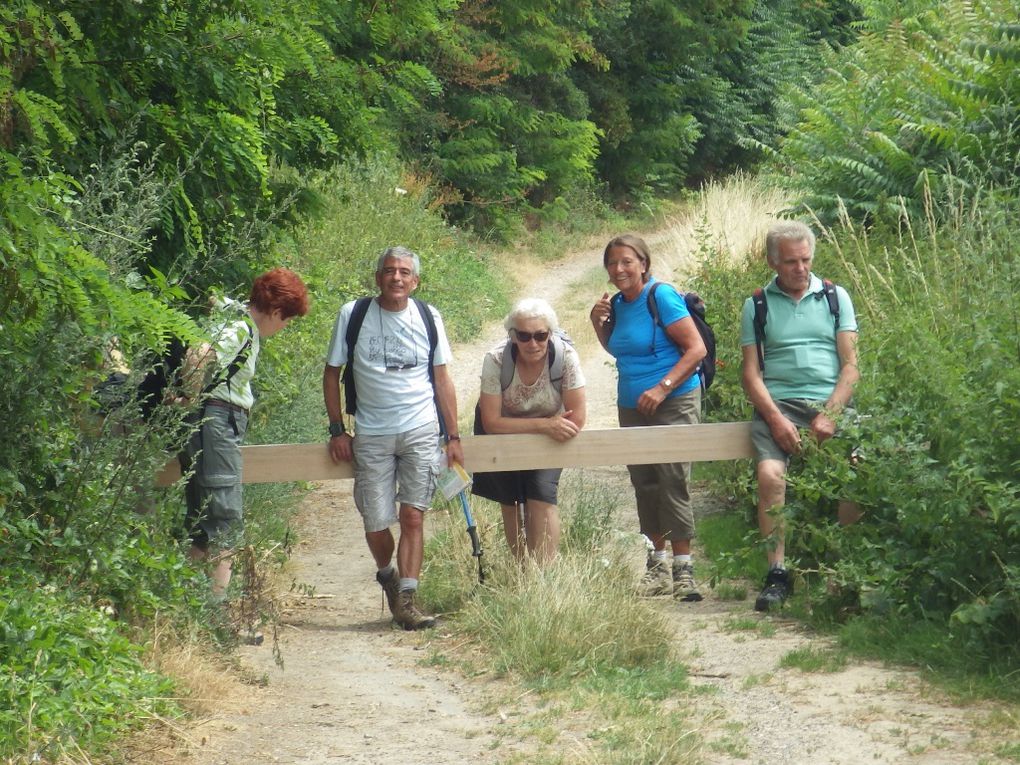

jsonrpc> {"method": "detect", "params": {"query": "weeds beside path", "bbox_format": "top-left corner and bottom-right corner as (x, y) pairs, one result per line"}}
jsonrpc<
(147, 224), (1018, 765)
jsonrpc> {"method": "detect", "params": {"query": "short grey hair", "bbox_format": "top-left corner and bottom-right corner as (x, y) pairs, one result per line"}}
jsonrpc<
(765, 221), (816, 265)
(504, 297), (559, 333)
(376, 246), (421, 276)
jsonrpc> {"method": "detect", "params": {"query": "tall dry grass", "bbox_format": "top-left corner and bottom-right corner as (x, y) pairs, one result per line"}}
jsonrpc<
(654, 173), (789, 277)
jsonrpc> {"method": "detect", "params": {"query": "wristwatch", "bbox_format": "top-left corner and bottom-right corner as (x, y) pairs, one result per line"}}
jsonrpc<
(661, 377), (674, 390)
(328, 421), (346, 438)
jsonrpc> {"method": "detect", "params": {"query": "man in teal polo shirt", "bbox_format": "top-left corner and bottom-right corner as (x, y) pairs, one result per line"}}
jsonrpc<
(740, 221), (860, 611)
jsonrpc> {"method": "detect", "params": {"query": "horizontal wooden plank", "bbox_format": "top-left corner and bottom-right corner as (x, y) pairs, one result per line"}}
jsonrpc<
(157, 422), (753, 486)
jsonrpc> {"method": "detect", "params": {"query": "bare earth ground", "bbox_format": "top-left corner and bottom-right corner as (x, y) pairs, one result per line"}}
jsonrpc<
(149, 232), (1016, 765)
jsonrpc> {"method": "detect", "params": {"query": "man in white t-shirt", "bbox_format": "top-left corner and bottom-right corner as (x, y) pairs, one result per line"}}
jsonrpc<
(323, 247), (464, 630)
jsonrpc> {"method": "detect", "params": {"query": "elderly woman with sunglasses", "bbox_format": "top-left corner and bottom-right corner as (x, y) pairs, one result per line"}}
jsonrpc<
(472, 298), (586, 564)
(590, 234), (707, 601)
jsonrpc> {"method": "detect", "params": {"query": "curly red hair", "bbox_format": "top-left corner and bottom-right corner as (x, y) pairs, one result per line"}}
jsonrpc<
(249, 268), (310, 319)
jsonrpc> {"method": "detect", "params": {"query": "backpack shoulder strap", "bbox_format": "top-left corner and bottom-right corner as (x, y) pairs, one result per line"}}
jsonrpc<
(344, 297), (373, 356)
(548, 333), (566, 394)
(411, 298), (439, 374)
(752, 287), (768, 372)
(821, 279), (840, 333)
(500, 340), (516, 391)
(645, 281), (674, 352)
(646, 281), (662, 327)
(202, 315), (255, 397)
(606, 291), (623, 336)
(341, 297), (373, 415)
(412, 298), (447, 436)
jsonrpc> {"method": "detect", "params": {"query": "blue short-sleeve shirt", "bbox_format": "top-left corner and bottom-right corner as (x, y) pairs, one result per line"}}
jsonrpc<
(608, 279), (699, 408)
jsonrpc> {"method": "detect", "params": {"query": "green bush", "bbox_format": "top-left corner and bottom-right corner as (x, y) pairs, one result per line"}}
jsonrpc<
(698, 183), (1020, 668)
(808, 191), (1020, 657)
(0, 580), (174, 759)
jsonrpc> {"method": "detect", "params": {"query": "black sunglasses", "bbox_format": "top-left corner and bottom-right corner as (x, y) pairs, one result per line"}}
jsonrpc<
(512, 329), (550, 343)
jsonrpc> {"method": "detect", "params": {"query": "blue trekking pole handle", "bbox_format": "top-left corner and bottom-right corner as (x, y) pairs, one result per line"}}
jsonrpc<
(458, 490), (485, 582)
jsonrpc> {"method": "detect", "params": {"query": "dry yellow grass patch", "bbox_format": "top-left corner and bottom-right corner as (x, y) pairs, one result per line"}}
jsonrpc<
(656, 173), (790, 275)
(147, 639), (257, 718)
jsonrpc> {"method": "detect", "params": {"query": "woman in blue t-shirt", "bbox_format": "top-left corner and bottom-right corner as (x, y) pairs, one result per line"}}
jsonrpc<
(589, 234), (707, 602)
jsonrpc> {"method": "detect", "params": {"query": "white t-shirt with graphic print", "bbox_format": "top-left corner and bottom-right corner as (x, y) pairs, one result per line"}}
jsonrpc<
(326, 298), (452, 435)
(206, 301), (260, 410)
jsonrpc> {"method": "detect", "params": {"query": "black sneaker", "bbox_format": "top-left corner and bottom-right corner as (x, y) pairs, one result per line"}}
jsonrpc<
(754, 566), (792, 612)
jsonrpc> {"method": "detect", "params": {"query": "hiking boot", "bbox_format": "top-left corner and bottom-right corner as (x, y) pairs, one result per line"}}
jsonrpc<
(394, 589), (436, 631)
(672, 561), (703, 602)
(754, 566), (793, 612)
(375, 568), (400, 616)
(637, 557), (673, 597)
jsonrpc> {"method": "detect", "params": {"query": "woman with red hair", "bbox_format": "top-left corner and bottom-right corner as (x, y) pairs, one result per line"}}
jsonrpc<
(182, 267), (309, 601)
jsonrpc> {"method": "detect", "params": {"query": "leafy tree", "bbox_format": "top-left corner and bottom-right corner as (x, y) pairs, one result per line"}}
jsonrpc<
(777, 0), (1020, 224)
(3, 1), (367, 284)
(687, 0), (861, 177)
(408, 0), (603, 231)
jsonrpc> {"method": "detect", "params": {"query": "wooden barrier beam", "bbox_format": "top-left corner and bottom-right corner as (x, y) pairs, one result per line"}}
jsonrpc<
(157, 422), (753, 486)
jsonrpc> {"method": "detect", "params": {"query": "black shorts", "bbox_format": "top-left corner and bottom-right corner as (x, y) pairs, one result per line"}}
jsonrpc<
(471, 468), (562, 506)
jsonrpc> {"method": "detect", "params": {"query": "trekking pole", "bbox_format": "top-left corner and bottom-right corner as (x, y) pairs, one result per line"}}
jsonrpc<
(458, 490), (485, 584)
(516, 474), (527, 554)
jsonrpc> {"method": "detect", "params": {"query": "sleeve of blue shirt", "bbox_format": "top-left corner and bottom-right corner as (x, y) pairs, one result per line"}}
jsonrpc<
(835, 286), (858, 333)
(653, 283), (690, 326)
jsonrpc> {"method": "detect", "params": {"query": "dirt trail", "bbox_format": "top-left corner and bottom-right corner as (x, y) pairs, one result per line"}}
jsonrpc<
(157, 232), (1014, 765)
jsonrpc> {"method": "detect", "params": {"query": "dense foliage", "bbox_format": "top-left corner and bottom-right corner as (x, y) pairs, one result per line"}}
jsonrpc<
(776, 0), (1020, 223)
(822, 197), (1020, 662)
(695, 0), (1020, 673)
(8, 0), (1020, 755)
(3, 0), (854, 262)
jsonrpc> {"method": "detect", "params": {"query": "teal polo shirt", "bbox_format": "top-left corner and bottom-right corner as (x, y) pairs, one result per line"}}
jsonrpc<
(740, 274), (858, 401)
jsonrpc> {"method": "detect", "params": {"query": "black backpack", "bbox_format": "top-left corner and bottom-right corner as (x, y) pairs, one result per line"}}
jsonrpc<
(472, 330), (573, 435)
(342, 296), (440, 417)
(95, 335), (190, 420)
(751, 279), (839, 372)
(606, 282), (717, 391)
